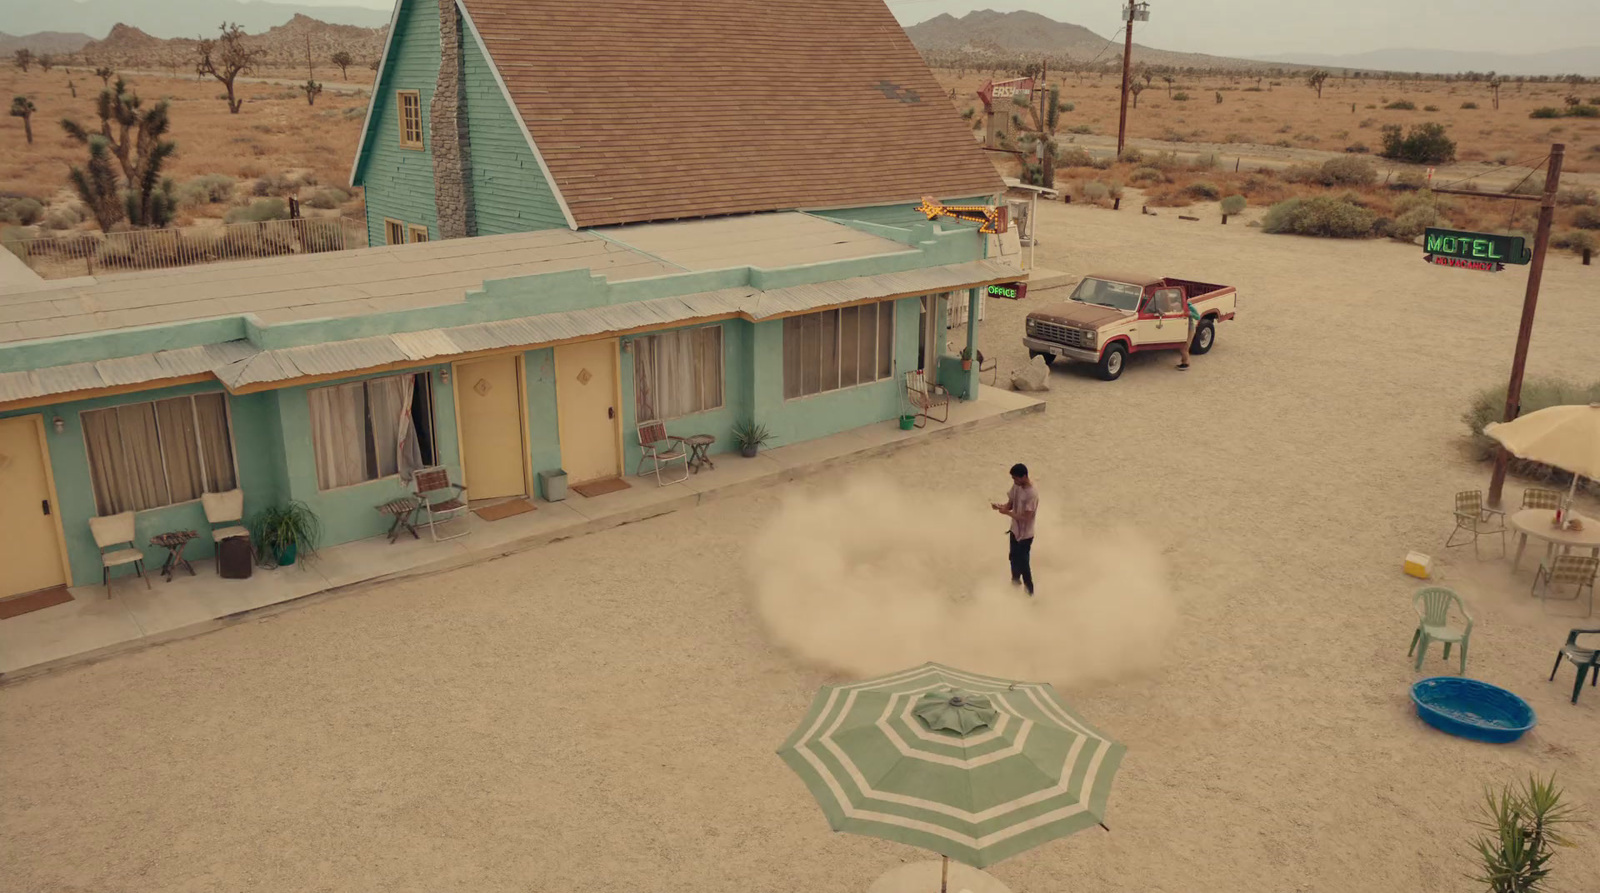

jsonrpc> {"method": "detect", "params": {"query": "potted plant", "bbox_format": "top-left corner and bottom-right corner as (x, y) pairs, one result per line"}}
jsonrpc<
(959, 347), (974, 371)
(250, 500), (322, 568)
(732, 420), (772, 458)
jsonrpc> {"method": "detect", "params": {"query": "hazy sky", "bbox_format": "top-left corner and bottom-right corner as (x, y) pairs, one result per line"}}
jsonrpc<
(279, 0), (1594, 57)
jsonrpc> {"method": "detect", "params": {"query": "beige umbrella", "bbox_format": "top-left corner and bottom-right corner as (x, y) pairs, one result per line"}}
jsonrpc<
(1484, 403), (1600, 508)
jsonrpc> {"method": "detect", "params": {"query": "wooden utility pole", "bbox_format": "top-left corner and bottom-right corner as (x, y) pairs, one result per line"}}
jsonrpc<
(1115, 1), (1147, 158)
(1487, 143), (1564, 507)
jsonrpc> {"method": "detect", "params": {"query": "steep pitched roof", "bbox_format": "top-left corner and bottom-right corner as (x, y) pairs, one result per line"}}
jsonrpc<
(457, 0), (1003, 228)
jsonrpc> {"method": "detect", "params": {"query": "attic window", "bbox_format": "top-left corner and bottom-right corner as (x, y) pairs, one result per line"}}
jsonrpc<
(397, 90), (423, 149)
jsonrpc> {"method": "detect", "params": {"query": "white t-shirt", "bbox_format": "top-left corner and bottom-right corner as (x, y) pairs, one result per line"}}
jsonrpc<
(1008, 484), (1039, 540)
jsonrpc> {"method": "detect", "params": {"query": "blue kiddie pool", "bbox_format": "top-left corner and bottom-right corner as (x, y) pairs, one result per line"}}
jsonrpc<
(1411, 677), (1536, 744)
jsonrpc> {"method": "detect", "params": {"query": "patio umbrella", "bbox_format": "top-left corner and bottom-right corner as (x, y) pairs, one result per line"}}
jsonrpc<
(777, 662), (1124, 885)
(1485, 402), (1600, 506)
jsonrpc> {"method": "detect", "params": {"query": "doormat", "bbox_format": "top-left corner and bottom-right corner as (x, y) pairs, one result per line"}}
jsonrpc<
(570, 477), (631, 498)
(0, 585), (74, 620)
(473, 498), (536, 522)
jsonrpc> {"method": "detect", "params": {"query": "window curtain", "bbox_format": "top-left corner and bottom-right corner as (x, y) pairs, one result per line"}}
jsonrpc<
(395, 374), (424, 481)
(366, 375), (406, 479)
(658, 330), (695, 419)
(782, 319), (803, 400)
(83, 403), (169, 514)
(155, 397), (204, 503)
(193, 392), (237, 492)
(838, 306), (861, 388)
(309, 382), (368, 490)
(633, 336), (658, 422)
(694, 327), (723, 412)
(877, 301), (895, 379)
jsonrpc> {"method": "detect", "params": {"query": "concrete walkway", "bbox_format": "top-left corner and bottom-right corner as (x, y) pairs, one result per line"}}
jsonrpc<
(0, 387), (1043, 682)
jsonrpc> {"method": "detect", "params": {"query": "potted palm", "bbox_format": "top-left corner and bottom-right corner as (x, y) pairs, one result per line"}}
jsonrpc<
(250, 500), (322, 568)
(732, 420), (772, 458)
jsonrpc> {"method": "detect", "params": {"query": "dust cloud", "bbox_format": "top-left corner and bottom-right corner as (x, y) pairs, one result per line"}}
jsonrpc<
(750, 475), (1178, 687)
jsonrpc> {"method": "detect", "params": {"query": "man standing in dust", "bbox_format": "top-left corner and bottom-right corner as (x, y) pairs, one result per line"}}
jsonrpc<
(991, 463), (1038, 596)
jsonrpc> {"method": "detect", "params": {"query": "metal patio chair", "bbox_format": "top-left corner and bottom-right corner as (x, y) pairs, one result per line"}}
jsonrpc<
(636, 421), (689, 486)
(905, 369), (949, 428)
(413, 466), (469, 541)
(1520, 487), (1563, 511)
(1445, 490), (1506, 559)
(1532, 554), (1598, 618)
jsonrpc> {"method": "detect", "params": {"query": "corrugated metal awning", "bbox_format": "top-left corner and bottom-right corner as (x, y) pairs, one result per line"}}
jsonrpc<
(2, 259), (1021, 403)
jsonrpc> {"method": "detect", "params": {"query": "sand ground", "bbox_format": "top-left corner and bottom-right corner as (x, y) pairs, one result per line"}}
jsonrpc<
(2, 204), (1599, 893)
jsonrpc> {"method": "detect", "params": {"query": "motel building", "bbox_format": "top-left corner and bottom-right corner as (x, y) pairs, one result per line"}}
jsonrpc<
(0, 0), (1025, 600)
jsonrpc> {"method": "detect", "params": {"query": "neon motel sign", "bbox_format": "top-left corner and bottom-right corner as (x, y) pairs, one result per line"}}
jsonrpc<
(1422, 227), (1532, 273)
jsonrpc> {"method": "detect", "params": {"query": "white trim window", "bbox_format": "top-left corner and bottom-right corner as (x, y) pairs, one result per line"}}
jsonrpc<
(308, 372), (437, 490)
(633, 326), (724, 423)
(82, 392), (237, 515)
(783, 302), (895, 399)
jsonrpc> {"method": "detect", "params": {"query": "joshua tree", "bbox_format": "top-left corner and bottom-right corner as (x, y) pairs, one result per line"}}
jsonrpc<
(368, 57), (379, 72)
(300, 36), (323, 106)
(1130, 80), (1145, 108)
(1307, 69), (1329, 98)
(1141, 68), (1153, 88)
(1015, 84), (1073, 189)
(94, 66), (114, 86)
(38, 54), (54, 73)
(196, 22), (266, 114)
(61, 78), (178, 228)
(68, 79), (76, 98)
(10, 95), (36, 144)
(13, 49), (33, 72)
(331, 51), (353, 80)
(1469, 775), (1582, 893)
(1162, 74), (1175, 97)
(1489, 76), (1502, 110)
(68, 136), (124, 231)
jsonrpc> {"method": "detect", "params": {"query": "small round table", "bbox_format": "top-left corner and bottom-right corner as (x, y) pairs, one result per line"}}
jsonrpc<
(682, 434), (716, 473)
(1509, 509), (1600, 572)
(150, 530), (199, 582)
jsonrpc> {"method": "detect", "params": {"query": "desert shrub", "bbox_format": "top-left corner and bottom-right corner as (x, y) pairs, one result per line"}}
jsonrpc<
(1552, 231), (1596, 252)
(1345, 143), (1370, 153)
(1392, 191), (1446, 217)
(1460, 101), (1479, 109)
(1423, 104), (1439, 112)
(1056, 146), (1094, 168)
(1321, 156), (1378, 186)
(1491, 150), (1515, 165)
(1358, 117), (1378, 128)
(1465, 378), (1600, 492)
(1557, 186), (1598, 206)
(1128, 166), (1165, 185)
(1243, 86), (1263, 92)
(1106, 180), (1124, 200)
(224, 198), (290, 224)
(1384, 99), (1416, 110)
(1261, 196), (1376, 238)
(1223, 131), (1249, 142)
(303, 187), (350, 209)
(1529, 107), (1562, 118)
(1507, 178), (1542, 197)
(1172, 91), (1190, 101)
(1276, 123), (1293, 133)
(1364, 104), (1377, 109)
(42, 207), (81, 230)
(1283, 162), (1321, 184)
(1220, 195), (1247, 215)
(1566, 104), (1600, 118)
(175, 174), (236, 209)
(1158, 128), (1188, 143)
(1079, 180), (1110, 202)
(252, 173), (293, 197)
(1190, 153), (1219, 169)
(1572, 207), (1600, 229)
(1271, 138), (1292, 148)
(1386, 171), (1425, 191)
(1118, 148), (1144, 164)
(1296, 133), (1321, 143)
(1379, 122), (1456, 164)
(0, 197), (45, 226)
(1065, 123), (1093, 134)
(1388, 203), (1440, 241)
(1088, 156), (1114, 170)
(1185, 181), (1221, 200)
(216, 224), (294, 258)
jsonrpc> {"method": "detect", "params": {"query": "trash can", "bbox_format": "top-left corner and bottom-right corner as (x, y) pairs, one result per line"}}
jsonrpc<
(538, 469), (568, 502)
(218, 535), (253, 579)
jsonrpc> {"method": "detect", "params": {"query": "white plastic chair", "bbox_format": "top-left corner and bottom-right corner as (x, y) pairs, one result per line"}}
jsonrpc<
(88, 512), (150, 597)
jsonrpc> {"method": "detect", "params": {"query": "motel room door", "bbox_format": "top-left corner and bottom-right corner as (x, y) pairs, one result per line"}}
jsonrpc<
(455, 355), (528, 501)
(554, 339), (622, 484)
(0, 415), (69, 598)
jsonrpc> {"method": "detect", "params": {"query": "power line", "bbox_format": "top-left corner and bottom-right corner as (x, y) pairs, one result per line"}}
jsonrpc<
(1433, 154), (1549, 195)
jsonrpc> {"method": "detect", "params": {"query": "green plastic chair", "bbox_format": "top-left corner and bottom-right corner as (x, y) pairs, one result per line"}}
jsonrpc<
(1408, 587), (1474, 673)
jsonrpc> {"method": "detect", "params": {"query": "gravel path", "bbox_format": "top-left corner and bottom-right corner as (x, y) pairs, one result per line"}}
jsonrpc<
(2, 203), (1597, 893)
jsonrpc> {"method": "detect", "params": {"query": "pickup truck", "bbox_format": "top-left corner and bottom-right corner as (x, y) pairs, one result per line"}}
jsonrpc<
(1022, 272), (1238, 381)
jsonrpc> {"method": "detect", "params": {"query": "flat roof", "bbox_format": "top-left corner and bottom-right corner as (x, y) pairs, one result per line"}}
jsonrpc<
(0, 213), (910, 346)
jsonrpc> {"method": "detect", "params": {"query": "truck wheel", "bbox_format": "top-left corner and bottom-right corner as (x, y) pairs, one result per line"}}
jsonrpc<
(1190, 320), (1216, 355)
(1028, 350), (1056, 367)
(1096, 344), (1126, 381)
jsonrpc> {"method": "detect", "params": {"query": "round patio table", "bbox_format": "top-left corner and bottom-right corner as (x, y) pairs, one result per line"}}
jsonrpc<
(1509, 509), (1600, 572)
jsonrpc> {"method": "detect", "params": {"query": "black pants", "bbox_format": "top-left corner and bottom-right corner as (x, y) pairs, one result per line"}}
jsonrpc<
(1008, 533), (1034, 594)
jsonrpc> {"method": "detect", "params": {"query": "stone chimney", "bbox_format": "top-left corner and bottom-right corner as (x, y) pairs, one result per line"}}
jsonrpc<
(431, 0), (476, 239)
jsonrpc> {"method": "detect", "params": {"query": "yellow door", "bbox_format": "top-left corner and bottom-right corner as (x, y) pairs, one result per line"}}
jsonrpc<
(555, 339), (621, 484)
(456, 355), (527, 500)
(0, 415), (69, 597)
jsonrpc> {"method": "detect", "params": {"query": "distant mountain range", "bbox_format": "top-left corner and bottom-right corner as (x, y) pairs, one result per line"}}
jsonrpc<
(0, 0), (390, 41)
(906, 10), (1310, 72)
(908, 9), (1599, 77)
(1250, 47), (1600, 78)
(71, 17), (386, 67)
(0, 31), (95, 57)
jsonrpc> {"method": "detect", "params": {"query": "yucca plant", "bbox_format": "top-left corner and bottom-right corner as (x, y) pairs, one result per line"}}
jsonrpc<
(1470, 774), (1583, 893)
(732, 420), (771, 458)
(250, 500), (322, 568)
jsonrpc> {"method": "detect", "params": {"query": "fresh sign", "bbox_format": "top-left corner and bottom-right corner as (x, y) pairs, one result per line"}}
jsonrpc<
(1423, 227), (1532, 271)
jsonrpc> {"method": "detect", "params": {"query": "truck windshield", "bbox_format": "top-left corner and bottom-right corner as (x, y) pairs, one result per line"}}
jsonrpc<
(1069, 278), (1143, 311)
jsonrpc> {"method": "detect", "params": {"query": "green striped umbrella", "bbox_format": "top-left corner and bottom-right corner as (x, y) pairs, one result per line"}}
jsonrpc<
(778, 662), (1124, 873)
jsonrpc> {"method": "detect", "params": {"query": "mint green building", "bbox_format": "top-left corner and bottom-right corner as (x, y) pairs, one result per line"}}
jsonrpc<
(0, 0), (1021, 596)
